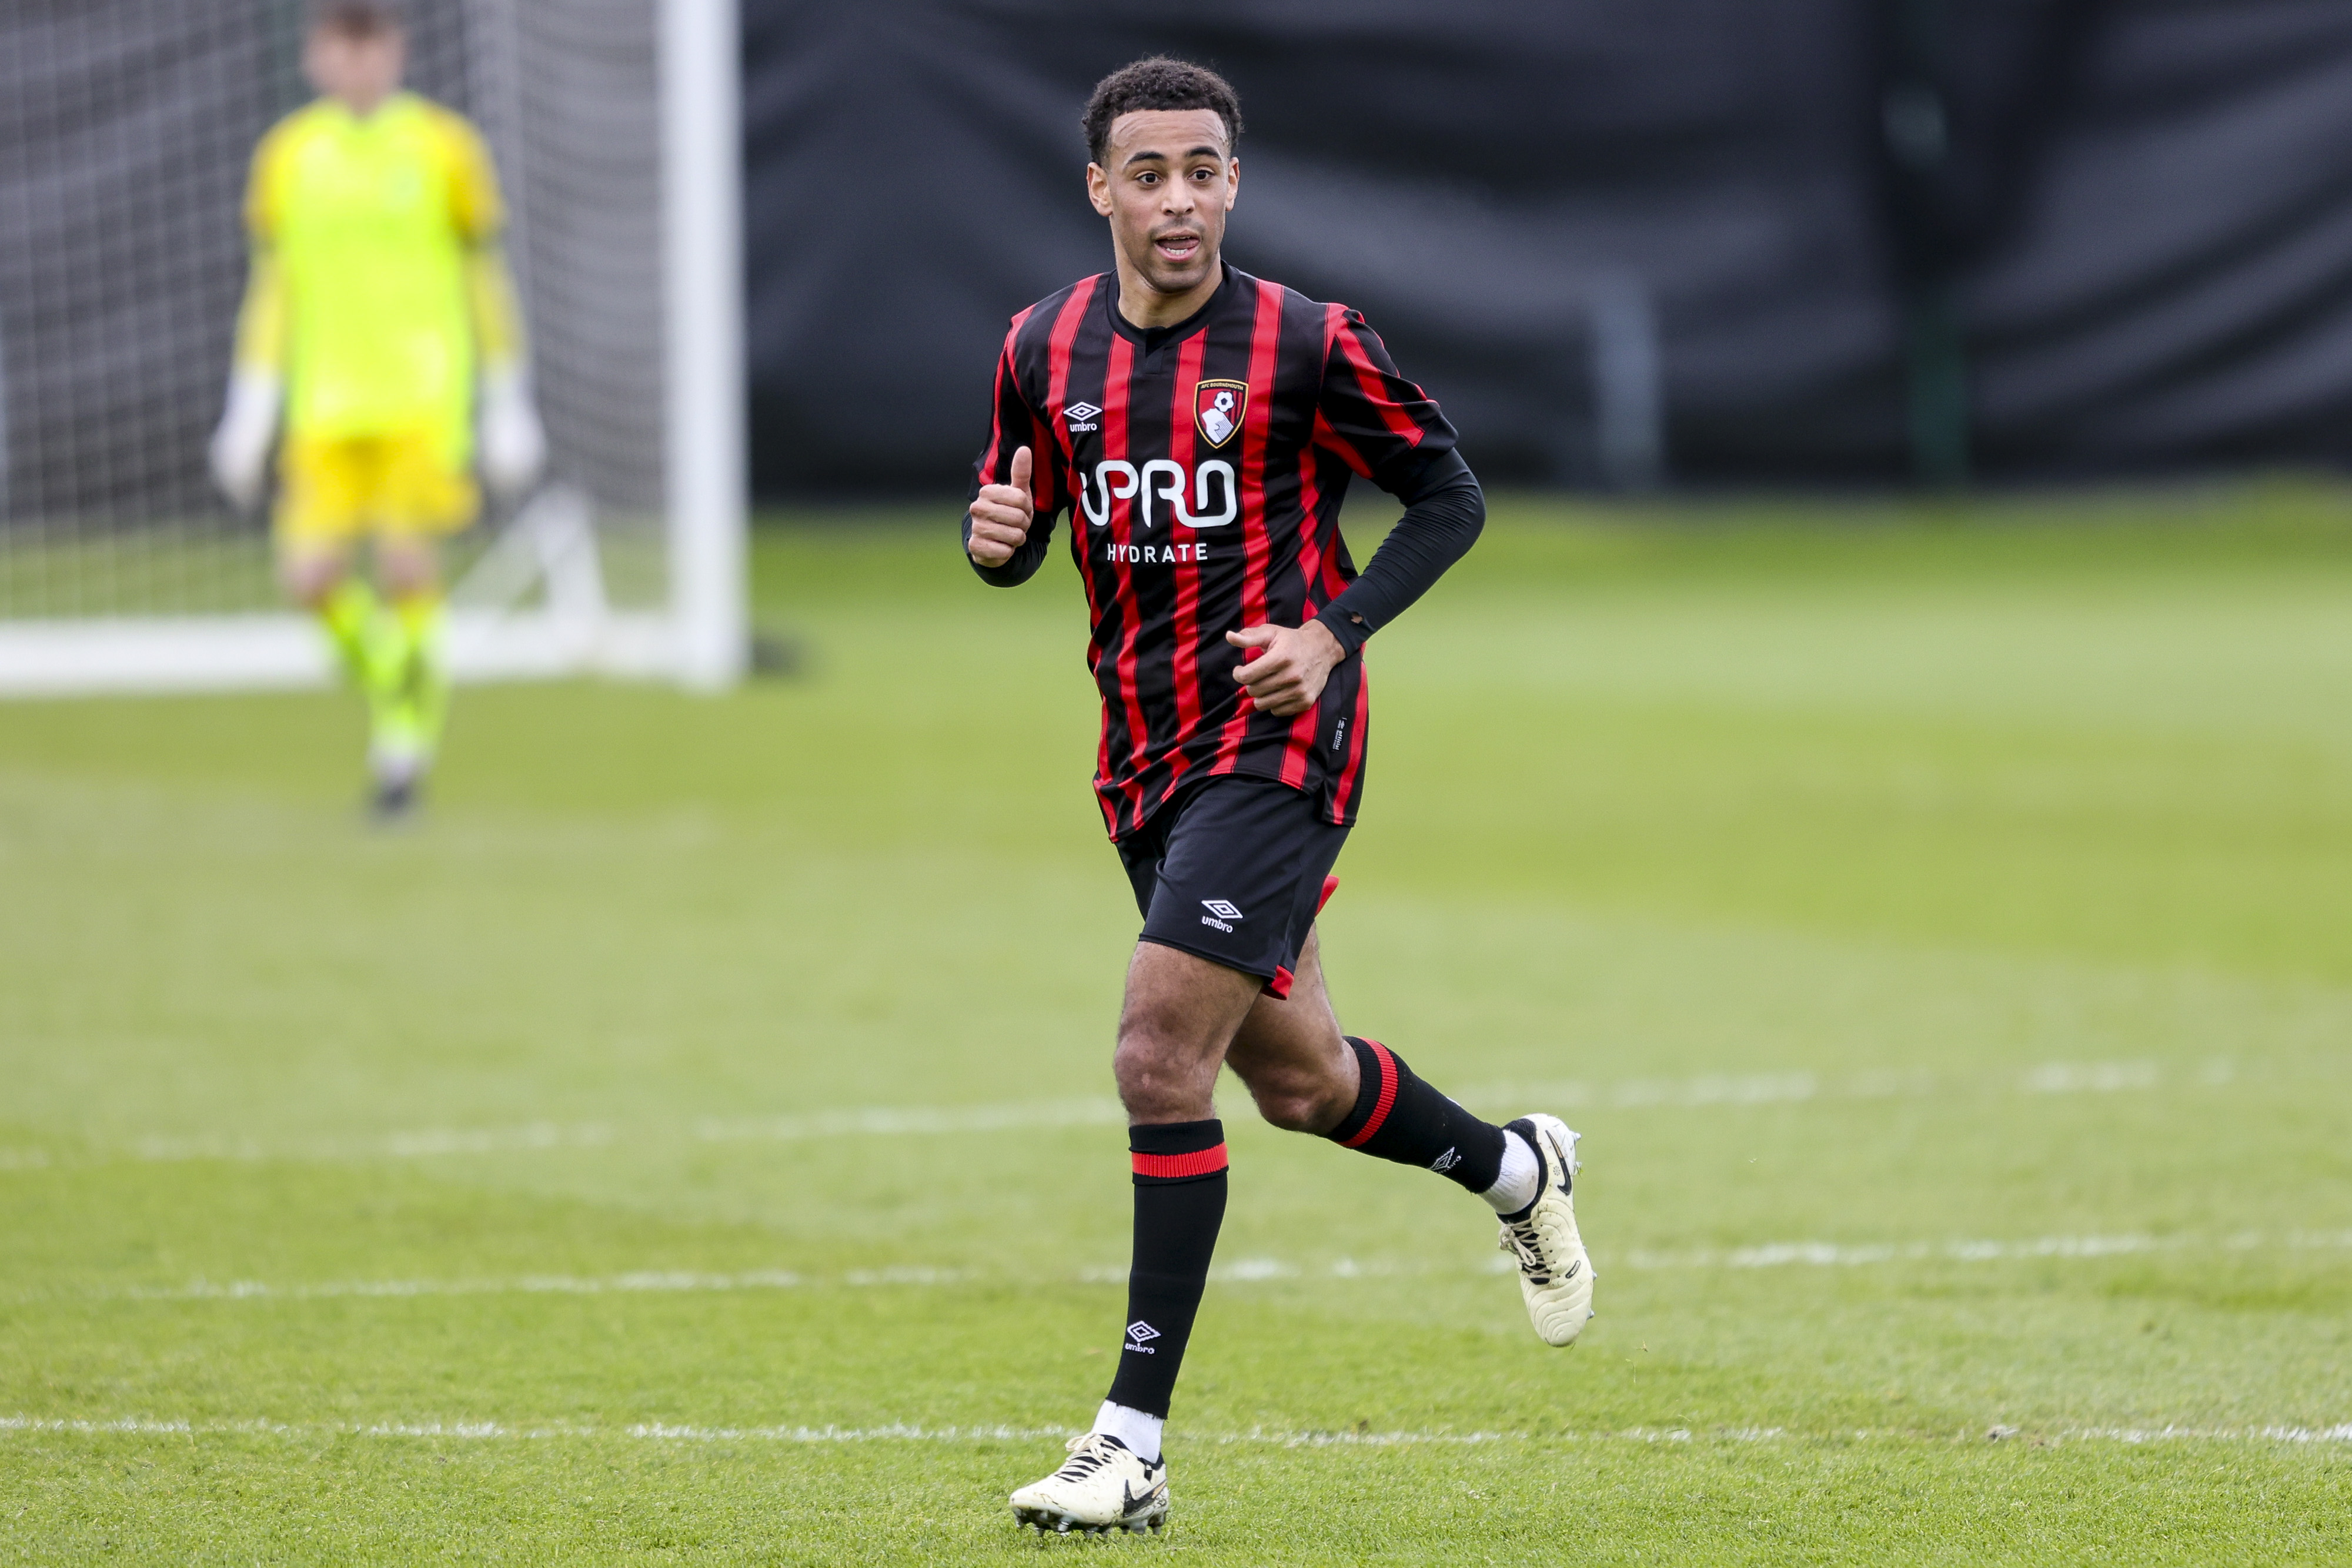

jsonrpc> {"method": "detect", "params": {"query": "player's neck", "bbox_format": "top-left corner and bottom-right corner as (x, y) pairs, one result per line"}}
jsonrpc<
(329, 88), (397, 119)
(1114, 255), (1222, 332)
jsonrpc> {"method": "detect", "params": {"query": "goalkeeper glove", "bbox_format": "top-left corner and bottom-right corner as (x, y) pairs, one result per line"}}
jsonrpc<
(208, 370), (282, 512)
(479, 368), (546, 499)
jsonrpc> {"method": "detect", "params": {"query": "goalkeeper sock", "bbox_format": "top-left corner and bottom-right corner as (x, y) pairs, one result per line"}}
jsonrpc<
(318, 578), (415, 777)
(388, 590), (450, 767)
(315, 577), (382, 689)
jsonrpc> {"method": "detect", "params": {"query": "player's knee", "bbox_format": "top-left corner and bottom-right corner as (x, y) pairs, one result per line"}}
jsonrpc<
(279, 554), (343, 609)
(1249, 1084), (1327, 1134)
(1113, 1014), (1226, 1122)
(1243, 1068), (1349, 1135)
(377, 542), (438, 598)
(1111, 1029), (1182, 1111)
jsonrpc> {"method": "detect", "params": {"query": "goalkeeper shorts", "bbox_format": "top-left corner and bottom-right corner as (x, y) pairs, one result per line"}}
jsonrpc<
(275, 430), (479, 544)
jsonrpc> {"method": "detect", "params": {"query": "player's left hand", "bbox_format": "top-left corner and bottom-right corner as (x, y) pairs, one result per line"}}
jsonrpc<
(479, 369), (547, 499)
(1228, 620), (1345, 718)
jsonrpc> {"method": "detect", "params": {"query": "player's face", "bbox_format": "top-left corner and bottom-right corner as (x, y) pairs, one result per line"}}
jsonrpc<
(1087, 109), (1238, 298)
(303, 27), (406, 115)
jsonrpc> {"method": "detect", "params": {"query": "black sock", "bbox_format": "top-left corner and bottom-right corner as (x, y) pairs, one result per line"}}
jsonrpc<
(1327, 1037), (1508, 1195)
(1104, 1119), (1228, 1420)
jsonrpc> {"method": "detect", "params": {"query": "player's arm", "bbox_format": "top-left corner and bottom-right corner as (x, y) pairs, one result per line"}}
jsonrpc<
(465, 241), (544, 494)
(1230, 312), (1485, 718)
(1306, 310), (1485, 654)
(446, 112), (544, 496)
(965, 335), (1058, 585)
(466, 243), (527, 374)
(1310, 455), (1483, 656)
(209, 138), (289, 511)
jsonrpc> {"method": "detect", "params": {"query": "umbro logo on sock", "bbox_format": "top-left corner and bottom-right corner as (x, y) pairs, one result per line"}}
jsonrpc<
(1125, 1320), (1161, 1353)
(1431, 1147), (1461, 1174)
(1200, 899), (1244, 933)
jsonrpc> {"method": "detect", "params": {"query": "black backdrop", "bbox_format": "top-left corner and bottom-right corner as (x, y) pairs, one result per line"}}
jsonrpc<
(743, 1), (2352, 496)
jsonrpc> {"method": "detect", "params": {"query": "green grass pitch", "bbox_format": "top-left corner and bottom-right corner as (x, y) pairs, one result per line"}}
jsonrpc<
(4, 486), (2350, 1563)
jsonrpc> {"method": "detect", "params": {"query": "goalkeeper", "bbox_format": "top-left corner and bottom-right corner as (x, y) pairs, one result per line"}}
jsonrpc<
(211, 0), (543, 814)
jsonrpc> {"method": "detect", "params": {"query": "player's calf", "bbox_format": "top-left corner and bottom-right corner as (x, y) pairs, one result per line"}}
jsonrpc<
(1318, 1038), (1598, 1343)
(1324, 1036), (1522, 1201)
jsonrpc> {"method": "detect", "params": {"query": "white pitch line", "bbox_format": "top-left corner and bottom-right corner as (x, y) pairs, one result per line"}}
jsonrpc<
(52, 1265), (971, 1305)
(4, 1413), (2347, 1449)
(118, 1269), (815, 1302)
(26, 1228), (2352, 1309)
(118, 1097), (1132, 1165)
(1626, 1227), (2352, 1271)
(54, 1058), (2201, 1172)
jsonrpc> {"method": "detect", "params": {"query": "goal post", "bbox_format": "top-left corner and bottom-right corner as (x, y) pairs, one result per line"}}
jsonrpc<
(0, 0), (746, 698)
(661, 0), (749, 694)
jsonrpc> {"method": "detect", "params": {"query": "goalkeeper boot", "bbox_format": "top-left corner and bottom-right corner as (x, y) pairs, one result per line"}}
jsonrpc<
(367, 735), (425, 822)
(1008, 1432), (1169, 1535)
(1497, 1115), (1596, 1347)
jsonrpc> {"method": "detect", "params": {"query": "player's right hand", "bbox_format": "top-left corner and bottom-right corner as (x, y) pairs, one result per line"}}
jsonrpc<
(967, 446), (1035, 567)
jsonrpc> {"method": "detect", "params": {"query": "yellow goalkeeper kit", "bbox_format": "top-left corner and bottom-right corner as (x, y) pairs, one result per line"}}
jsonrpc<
(234, 91), (524, 543)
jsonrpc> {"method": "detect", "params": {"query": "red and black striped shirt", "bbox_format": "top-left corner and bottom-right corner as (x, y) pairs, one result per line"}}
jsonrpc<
(968, 265), (1465, 840)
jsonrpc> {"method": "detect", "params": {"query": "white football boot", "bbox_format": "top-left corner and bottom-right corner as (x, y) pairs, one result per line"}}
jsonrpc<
(1498, 1115), (1596, 1347)
(1008, 1431), (1170, 1535)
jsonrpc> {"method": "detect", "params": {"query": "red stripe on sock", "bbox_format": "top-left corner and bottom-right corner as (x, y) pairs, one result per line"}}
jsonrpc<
(1339, 1039), (1399, 1148)
(1131, 1145), (1230, 1179)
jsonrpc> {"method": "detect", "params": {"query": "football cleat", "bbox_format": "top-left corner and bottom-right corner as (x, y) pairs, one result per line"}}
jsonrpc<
(1009, 1431), (1170, 1535)
(367, 745), (425, 824)
(1498, 1114), (1596, 1347)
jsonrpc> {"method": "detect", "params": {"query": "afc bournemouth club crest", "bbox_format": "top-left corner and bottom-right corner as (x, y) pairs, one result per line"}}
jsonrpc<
(1194, 379), (1248, 448)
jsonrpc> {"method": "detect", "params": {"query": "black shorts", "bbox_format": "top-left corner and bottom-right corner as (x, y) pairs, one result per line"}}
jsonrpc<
(1115, 773), (1349, 999)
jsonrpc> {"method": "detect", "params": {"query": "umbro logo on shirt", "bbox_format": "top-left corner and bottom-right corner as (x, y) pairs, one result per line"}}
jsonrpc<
(1063, 401), (1100, 432)
(1200, 899), (1244, 933)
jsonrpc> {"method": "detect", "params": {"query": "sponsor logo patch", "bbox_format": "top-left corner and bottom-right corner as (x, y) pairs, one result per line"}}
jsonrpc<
(1200, 898), (1244, 934)
(1080, 459), (1235, 530)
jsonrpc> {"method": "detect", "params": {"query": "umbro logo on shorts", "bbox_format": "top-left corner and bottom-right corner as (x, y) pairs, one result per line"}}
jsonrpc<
(1200, 898), (1244, 934)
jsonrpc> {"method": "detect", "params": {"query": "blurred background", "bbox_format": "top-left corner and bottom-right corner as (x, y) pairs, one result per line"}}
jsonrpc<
(749, 0), (2352, 494)
(6, 2), (2352, 579)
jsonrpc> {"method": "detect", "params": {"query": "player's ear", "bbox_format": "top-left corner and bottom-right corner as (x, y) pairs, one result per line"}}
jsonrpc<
(1223, 157), (1238, 211)
(1085, 162), (1114, 218)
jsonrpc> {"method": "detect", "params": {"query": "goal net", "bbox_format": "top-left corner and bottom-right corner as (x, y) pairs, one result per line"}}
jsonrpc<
(0, 0), (743, 695)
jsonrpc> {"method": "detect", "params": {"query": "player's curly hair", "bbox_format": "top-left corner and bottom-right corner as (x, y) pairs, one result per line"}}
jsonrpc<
(1082, 58), (1242, 167)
